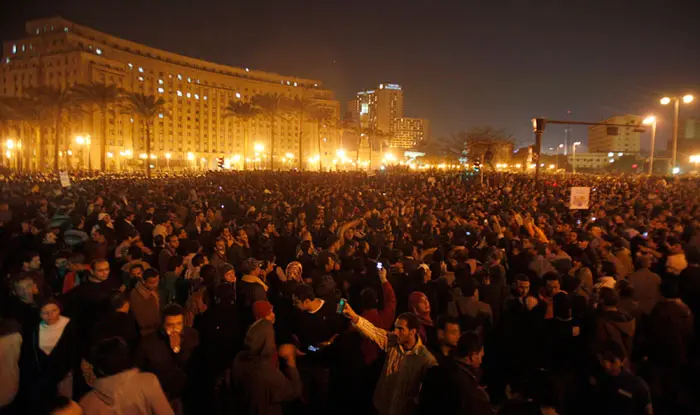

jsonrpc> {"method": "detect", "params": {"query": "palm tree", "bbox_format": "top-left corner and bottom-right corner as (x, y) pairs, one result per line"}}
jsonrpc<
(308, 106), (334, 171)
(285, 96), (316, 170)
(26, 86), (77, 172)
(120, 92), (165, 179)
(251, 93), (287, 170)
(362, 127), (390, 170)
(224, 101), (261, 170)
(339, 118), (361, 166)
(72, 82), (122, 171)
(4, 96), (44, 172)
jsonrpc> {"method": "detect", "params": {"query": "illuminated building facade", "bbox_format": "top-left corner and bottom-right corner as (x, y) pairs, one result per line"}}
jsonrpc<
(392, 117), (430, 149)
(587, 115), (642, 154)
(0, 17), (340, 170)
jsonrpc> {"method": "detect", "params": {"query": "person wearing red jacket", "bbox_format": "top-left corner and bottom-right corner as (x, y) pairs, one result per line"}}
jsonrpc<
(359, 267), (397, 365)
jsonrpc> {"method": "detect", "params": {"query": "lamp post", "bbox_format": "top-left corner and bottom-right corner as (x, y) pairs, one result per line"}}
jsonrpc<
(660, 94), (694, 170)
(643, 116), (657, 175)
(254, 143), (264, 170)
(76, 135), (92, 173)
(572, 141), (581, 174)
(165, 153), (171, 169)
(557, 144), (564, 170)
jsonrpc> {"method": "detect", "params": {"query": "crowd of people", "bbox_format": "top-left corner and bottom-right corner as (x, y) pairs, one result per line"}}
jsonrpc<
(0, 169), (699, 415)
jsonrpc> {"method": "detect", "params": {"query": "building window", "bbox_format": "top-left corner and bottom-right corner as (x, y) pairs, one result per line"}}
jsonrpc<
(138, 67), (144, 73)
(158, 79), (163, 84)
(158, 87), (164, 93)
(177, 90), (182, 97)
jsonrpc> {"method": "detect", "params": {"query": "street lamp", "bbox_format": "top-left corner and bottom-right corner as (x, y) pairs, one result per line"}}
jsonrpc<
(660, 94), (694, 170)
(556, 143), (564, 170)
(643, 116), (657, 175)
(75, 135), (92, 173)
(165, 152), (171, 169)
(572, 141), (582, 173)
(254, 143), (264, 153)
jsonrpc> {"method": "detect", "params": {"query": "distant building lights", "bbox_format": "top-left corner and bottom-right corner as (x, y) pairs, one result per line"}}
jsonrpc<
(177, 90), (182, 97)
(138, 67), (144, 73)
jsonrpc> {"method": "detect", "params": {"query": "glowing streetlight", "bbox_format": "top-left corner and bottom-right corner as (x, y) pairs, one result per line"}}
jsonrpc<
(165, 153), (171, 159)
(139, 153), (148, 159)
(285, 152), (294, 159)
(336, 149), (345, 158)
(660, 94), (694, 169)
(643, 116), (658, 175)
(75, 135), (92, 172)
(254, 143), (264, 153)
(107, 152), (113, 158)
(150, 154), (157, 159)
(572, 141), (582, 174)
(5, 139), (14, 149)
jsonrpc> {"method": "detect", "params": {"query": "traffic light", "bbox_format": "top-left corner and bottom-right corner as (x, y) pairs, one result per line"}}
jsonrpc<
(216, 157), (225, 169)
(473, 159), (481, 172)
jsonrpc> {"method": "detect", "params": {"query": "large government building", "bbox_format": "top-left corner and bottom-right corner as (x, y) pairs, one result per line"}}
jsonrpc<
(0, 17), (341, 170)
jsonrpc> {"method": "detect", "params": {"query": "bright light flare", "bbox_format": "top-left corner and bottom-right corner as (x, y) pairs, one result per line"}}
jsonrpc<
(683, 94), (694, 104)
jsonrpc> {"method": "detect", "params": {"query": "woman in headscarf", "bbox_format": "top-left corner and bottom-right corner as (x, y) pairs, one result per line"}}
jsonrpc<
(409, 291), (436, 347)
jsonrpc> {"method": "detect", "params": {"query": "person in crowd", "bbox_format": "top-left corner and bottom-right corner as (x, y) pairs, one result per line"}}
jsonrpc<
(593, 341), (653, 415)
(591, 287), (636, 360)
(0, 317), (22, 411)
(431, 315), (461, 365)
(3, 168), (700, 414)
(644, 281), (694, 413)
(343, 302), (437, 415)
(130, 269), (162, 336)
(20, 298), (80, 413)
(626, 255), (660, 313)
(5, 274), (41, 335)
(90, 291), (139, 351)
(238, 258), (269, 313)
(79, 337), (174, 415)
(358, 267), (397, 365)
(135, 304), (200, 412)
(232, 317), (301, 414)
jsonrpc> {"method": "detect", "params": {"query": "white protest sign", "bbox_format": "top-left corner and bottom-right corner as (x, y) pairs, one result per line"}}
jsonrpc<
(569, 187), (590, 210)
(59, 171), (71, 188)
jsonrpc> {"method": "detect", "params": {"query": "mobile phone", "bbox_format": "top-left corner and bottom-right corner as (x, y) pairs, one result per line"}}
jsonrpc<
(376, 262), (383, 270)
(307, 345), (319, 352)
(577, 219), (581, 225)
(466, 231), (471, 236)
(336, 298), (346, 314)
(591, 217), (596, 221)
(220, 204), (224, 209)
(484, 219), (488, 225)
(643, 232), (649, 238)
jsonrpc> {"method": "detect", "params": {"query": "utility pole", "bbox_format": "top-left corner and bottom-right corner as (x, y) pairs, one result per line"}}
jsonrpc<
(532, 118), (545, 183)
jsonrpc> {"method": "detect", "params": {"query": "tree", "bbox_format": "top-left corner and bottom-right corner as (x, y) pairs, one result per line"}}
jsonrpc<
(285, 96), (316, 170)
(2, 97), (44, 172)
(72, 82), (122, 171)
(309, 106), (334, 171)
(224, 101), (261, 170)
(26, 86), (77, 172)
(251, 93), (287, 170)
(362, 127), (390, 170)
(452, 126), (515, 168)
(121, 92), (165, 178)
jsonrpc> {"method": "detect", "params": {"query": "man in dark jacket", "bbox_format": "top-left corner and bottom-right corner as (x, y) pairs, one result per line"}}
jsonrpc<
(232, 319), (301, 415)
(626, 256), (661, 315)
(135, 304), (200, 410)
(591, 287), (636, 360)
(645, 281), (694, 413)
(420, 331), (494, 415)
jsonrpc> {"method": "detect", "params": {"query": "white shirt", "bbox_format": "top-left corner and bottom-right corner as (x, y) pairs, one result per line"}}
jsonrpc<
(39, 316), (70, 355)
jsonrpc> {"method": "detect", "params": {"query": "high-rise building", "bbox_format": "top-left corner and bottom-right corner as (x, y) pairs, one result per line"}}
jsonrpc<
(0, 17), (340, 170)
(392, 117), (430, 149)
(352, 83), (404, 133)
(587, 114), (642, 154)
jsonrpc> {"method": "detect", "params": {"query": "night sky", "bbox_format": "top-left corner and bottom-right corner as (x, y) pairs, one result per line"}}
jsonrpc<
(2, 0), (699, 152)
